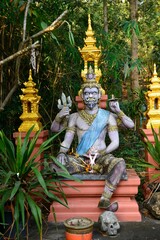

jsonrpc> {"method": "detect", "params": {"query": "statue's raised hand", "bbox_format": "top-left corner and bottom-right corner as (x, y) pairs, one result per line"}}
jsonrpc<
(57, 92), (72, 120)
(57, 106), (70, 119)
(109, 100), (121, 113)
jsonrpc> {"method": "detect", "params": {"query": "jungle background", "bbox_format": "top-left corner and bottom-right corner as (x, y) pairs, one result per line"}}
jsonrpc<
(0, 0), (160, 175)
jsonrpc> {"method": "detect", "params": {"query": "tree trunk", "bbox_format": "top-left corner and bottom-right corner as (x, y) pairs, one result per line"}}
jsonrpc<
(103, 0), (108, 33)
(130, 0), (139, 99)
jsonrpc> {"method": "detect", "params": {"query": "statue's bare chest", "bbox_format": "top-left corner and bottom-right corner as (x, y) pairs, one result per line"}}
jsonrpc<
(76, 115), (90, 131)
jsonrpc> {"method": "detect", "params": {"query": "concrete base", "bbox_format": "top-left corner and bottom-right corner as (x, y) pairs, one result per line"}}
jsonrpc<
(48, 169), (141, 222)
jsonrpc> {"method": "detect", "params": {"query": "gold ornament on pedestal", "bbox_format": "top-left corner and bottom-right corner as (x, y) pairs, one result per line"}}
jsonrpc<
(18, 69), (42, 132)
(145, 64), (160, 129)
(79, 14), (102, 84)
(78, 14), (105, 97)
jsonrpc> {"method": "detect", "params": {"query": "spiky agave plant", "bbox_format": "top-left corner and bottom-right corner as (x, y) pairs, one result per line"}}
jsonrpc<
(0, 126), (79, 240)
(140, 125), (160, 180)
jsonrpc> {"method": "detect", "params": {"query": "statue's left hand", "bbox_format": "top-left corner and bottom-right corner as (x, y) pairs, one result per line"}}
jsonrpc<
(109, 101), (121, 113)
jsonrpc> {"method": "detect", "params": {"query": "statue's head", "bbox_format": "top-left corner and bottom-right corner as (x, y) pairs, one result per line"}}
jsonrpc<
(80, 66), (102, 109)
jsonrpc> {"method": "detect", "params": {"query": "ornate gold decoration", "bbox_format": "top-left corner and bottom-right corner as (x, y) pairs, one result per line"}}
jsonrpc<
(79, 110), (97, 125)
(55, 115), (62, 123)
(145, 64), (160, 129)
(18, 69), (42, 132)
(108, 125), (118, 132)
(104, 180), (116, 191)
(66, 126), (76, 133)
(60, 145), (69, 150)
(116, 118), (122, 126)
(102, 191), (112, 199)
(79, 14), (102, 83)
(78, 14), (105, 96)
(117, 111), (125, 119)
(80, 66), (102, 93)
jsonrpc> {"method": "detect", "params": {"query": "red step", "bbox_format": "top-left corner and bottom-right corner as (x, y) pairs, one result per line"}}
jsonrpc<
(48, 169), (141, 222)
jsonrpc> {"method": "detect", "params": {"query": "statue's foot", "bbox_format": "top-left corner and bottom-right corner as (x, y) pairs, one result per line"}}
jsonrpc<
(107, 201), (118, 212)
(98, 199), (118, 212)
(98, 198), (110, 209)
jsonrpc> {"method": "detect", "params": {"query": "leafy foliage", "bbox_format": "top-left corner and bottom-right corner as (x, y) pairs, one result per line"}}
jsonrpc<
(127, 126), (160, 182)
(141, 126), (160, 169)
(0, 126), (79, 239)
(0, 1), (160, 177)
(0, 1), (159, 131)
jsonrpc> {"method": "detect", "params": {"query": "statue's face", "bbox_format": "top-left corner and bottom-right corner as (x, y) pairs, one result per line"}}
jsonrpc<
(82, 87), (100, 109)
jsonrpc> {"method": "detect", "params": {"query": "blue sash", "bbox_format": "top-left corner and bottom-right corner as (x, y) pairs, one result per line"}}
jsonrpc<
(76, 109), (110, 155)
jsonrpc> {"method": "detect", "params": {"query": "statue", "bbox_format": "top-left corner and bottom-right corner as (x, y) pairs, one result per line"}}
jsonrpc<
(51, 67), (134, 211)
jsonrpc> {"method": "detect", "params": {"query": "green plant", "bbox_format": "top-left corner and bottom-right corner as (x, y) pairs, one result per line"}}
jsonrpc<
(127, 126), (160, 179)
(0, 126), (79, 240)
(140, 125), (160, 180)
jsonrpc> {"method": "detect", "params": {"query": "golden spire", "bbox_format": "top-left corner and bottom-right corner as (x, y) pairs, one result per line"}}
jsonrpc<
(18, 69), (42, 132)
(79, 14), (102, 84)
(153, 63), (157, 77)
(145, 64), (160, 129)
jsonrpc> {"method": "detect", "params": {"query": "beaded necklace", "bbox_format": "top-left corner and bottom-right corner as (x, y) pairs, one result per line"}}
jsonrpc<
(79, 110), (97, 126)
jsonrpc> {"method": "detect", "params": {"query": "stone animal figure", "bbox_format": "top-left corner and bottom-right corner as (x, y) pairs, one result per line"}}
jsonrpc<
(98, 211), (120, 236)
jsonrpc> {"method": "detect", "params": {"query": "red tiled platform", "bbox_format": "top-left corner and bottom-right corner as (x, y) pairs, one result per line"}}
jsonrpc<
(48, 169), (141, 222)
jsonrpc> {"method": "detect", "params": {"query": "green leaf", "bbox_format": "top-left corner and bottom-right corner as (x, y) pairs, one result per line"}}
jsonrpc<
(134, 21), (140, 36)
(41, 21), (48, 30)
(0, 190), (12, 223)
(14, 200), (20, 235)
(10, 181), (21, 200)
(124, 60), (129, 79)
(4, 171), (13, 185)
(16, 135), (23, 171)
(26, 129), (41, 161)
(0, 131), (16, 171)
(32, 167), (48, 194)
(68, 30), (75, 46)
(25, 194), (42, 235)
(17, 191), (25, 228)
(50, 33), (60, 46)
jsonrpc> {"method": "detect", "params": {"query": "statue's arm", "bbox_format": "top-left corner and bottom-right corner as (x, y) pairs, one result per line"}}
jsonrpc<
(116, 111), (134, 129)
(56, 113), (77, 165)
(51, 106), (70, 132)
(58, 113), (77, 153)
(109, 101), (134, 129)
(106, 114), (119, 154)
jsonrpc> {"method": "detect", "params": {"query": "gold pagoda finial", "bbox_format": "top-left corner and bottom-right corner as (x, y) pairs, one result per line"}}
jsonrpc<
(153, 63), (157, 77)
(28, 69), (33, 81)
(86, 14), (94, 40)
(145, 64), (160, 129)
(88, 14), (92, 31)
(18, 69), (42, 132)
(79, 14), (102, 85)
